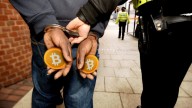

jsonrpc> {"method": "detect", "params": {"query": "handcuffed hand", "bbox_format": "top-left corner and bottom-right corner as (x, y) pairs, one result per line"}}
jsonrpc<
(44, 27), (73, 80)
(76, 33), (98, 80)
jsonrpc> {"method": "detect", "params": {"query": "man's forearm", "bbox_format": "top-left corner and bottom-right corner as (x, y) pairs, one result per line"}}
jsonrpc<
(77, 0), (128, 25)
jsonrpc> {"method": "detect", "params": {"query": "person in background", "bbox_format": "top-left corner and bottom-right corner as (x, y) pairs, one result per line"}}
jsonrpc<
(9, 0), (128, 108)
(115, 7), (130, 40)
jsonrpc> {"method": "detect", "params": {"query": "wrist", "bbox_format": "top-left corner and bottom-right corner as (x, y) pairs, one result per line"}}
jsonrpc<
(88, 32), (98, 40)
(87, 35), (97, 41)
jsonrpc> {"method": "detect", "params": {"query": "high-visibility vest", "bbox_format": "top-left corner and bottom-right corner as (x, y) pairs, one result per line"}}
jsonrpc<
(117, 12), (129, 22)
(132, 0), (152, 9)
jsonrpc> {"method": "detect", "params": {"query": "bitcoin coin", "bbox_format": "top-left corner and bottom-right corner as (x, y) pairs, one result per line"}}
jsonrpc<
(44, 48), (66, 69)
(81, 55), (99, 74)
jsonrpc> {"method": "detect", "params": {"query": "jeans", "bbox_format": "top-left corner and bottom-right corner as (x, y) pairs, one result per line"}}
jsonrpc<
(31, 36), (98, 108)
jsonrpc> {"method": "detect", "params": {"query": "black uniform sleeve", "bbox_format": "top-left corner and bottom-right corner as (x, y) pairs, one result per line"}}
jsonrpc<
(77, 0), (128, 26)
(9, 0), (58, 35)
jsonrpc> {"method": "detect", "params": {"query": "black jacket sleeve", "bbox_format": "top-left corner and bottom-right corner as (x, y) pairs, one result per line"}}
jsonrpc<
(77, 0), (128, 26)
(9, 0), (58, 35)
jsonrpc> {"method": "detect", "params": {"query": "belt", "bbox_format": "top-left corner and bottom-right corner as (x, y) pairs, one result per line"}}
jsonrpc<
(164, 16), (192, 24)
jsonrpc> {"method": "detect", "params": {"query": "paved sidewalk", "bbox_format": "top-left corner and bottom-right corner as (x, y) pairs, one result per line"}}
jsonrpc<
(4, 20), (192, 108)
(0, 77), (33, 108)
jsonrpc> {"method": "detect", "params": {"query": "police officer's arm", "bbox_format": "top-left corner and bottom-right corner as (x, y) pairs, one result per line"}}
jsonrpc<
(9, 0), (72, 79)
(77, 0), (128, 25)
(67, 0), (128, 43)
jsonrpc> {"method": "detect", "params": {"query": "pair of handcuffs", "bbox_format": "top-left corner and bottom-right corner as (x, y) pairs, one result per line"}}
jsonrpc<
(44, 24), (79, 37)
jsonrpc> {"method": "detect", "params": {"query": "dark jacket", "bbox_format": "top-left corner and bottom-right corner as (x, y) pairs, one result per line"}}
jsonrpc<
(9, 0), (127, 37)
(77, 0), (128, 25)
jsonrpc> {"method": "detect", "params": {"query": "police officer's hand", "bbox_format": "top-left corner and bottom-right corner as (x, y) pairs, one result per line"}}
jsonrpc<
(76, 34), (98, 80)
(66, 17), (90, 45)
(44, 28), (73, 80)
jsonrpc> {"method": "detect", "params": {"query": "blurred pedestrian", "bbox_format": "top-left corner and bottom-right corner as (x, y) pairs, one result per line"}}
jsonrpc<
(116, 7), (130, 40)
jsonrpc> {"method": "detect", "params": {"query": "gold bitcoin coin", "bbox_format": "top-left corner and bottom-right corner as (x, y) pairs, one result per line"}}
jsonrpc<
(81, 55), (99, 74)
(44, 48), (66, 69)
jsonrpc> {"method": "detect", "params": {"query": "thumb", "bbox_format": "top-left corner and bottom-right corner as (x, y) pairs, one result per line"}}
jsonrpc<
(77, 39), (92, 69)
(77, 49), (86, 69)
(66, 19), (77, 30)
(66, 17), (84, 30)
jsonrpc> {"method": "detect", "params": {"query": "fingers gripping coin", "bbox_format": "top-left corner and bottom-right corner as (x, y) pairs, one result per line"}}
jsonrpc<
(78, 55), (99, 80)
(81, 55), (99, 74)
(76, 34), (99, 79)
(44, 48), (66, 69)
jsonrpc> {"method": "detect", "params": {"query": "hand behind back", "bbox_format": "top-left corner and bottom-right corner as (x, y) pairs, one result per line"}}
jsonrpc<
(44, 28), (72, 79)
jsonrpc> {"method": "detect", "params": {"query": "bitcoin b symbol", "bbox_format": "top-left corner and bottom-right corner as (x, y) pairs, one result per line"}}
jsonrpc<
(50, 53), (61, 66)
(85, 59), (94, 70)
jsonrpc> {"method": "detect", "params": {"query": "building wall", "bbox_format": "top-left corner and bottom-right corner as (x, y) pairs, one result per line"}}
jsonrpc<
(0, 0), (32, 88)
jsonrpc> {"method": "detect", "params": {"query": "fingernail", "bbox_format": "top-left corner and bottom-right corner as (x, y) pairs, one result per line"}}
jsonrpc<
(54, 76), (58, 80)
(92, 72), (97, 76)
(78, 65), (81, 69)
(78, 59), (82, 69)
(47, 71), (51, 75)
(67, 54), (72, 61)
(90, 76), (94, 80)
(63, 72), (67, 76)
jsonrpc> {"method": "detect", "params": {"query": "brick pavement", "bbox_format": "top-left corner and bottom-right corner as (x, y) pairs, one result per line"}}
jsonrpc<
(0, 76), (33, 108)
